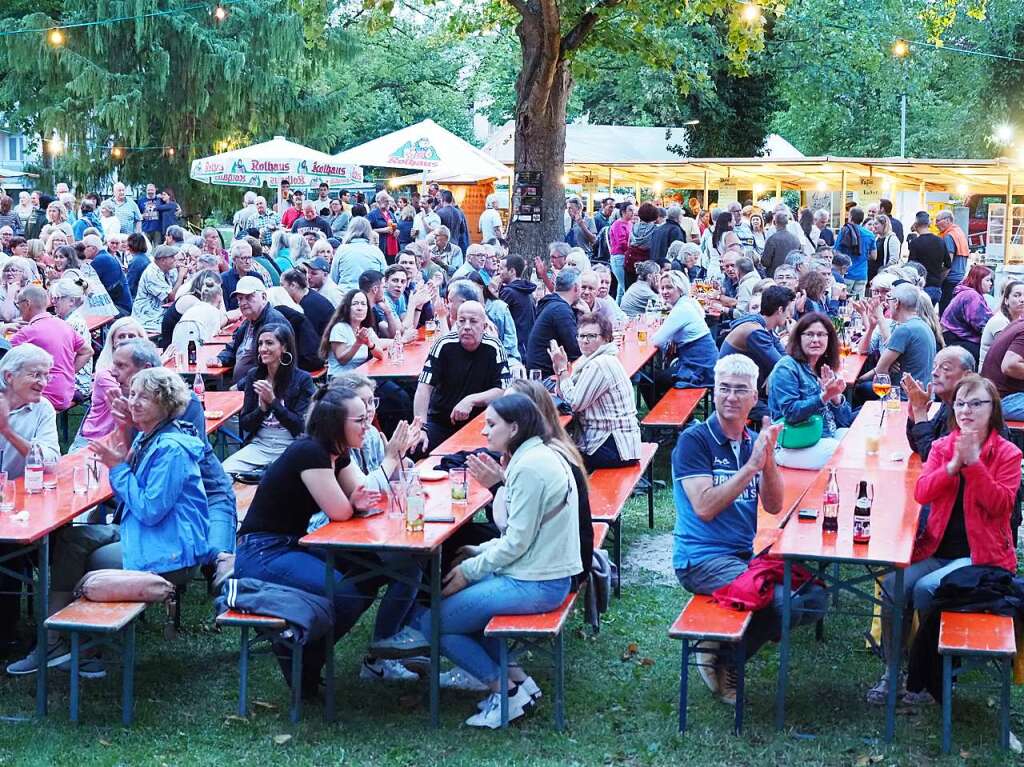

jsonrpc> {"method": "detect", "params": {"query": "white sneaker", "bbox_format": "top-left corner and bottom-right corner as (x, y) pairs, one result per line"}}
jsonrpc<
(465, 684), (532, 729)
(695, 641), (721, 696)
(369, 626), (429, 659)
(360, 657), (419, 682)
(440, 666), (489, 692)
(478, 675), (541, 710)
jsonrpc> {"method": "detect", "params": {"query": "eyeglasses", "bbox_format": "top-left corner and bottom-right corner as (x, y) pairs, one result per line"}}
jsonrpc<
(577, 333), (601, 342)
(953, 399), (991, 411)
(20, 371), (49, 383)
(347, 415), (371, 426)
(363, 397), (380, 411)
(801, 331), (829, 339)
(717, 384), (753, 398)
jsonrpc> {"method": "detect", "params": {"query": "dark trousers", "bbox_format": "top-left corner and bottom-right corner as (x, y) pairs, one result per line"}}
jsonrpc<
(584, 435), (637, 472)
(941, 331), (980, 367)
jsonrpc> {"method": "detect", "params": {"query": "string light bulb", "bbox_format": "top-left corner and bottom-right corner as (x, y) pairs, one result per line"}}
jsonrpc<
(111, 146), (124, 160)
(560, 174), (569, 185)
(213, 5), (227, 21)
(47, 135), (64, 154)
(165, 146), (176, 157)
(740, 3), (761, 23)
(956, 183), (969, 196)
(892, 39), (909, 58)
(995, 123), (1015, 144)
(816, 181), (827, 192)
(47, 28), (64, 47)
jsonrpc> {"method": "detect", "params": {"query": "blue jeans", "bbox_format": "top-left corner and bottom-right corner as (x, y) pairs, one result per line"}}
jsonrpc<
(1000, 392), (1024, 420)
(880, 555), (972, 659)
(235, 532), (381, 638)
(610, 254), (626, 302)
(677, 554), (828, 663)
(411, 574), (571, 684)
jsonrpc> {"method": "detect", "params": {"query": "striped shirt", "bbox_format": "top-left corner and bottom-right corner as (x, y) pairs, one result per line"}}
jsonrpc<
(557, 343), (641, 459)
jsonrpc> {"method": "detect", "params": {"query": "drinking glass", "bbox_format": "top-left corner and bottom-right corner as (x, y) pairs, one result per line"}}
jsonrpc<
(886, 385), (902, 411)
(73, 464), (88, 495)
(0, 471), (13, 512)
(871, 373), (891, 401)
(42, 455), (58, 491)
(448, 468), (469, 505)
(865, 424), (881, 456)
(388, 479), (406, 520)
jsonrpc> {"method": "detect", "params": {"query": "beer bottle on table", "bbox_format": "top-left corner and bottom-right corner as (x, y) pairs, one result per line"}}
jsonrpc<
(187, 338), (198, 367)
(852, 480), (872, 543)
(822, 468), (839, 533)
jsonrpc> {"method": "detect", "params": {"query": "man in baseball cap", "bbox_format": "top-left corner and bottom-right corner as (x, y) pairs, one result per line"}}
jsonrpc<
(217, 275), (289, 384)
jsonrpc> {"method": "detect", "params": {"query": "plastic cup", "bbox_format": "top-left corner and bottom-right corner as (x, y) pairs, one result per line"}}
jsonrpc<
(42, 456), (58, 490)
(73, 465), (88, 495)
(865, 426), (881, 456)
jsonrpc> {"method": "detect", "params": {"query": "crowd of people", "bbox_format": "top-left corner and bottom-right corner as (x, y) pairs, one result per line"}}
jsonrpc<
(0, 177), (1018, 730)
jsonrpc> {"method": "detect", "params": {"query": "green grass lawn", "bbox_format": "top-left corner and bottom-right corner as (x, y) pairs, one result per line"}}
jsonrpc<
(0, 453), (1020, 766)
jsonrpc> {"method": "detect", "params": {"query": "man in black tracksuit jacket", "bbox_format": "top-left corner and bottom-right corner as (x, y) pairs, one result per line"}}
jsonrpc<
(524, 269), (582, 378)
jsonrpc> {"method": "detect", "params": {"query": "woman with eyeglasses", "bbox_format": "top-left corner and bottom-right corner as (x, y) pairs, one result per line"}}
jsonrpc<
(234, 386), (417, 698)
(939, 264), (993, 365)
(548, 312), (641, 471)
(222, 324), (315, 475)
(869, 375), (1020, 706)
(767, 311), (853, 469)
(980, 279), (1024, 366)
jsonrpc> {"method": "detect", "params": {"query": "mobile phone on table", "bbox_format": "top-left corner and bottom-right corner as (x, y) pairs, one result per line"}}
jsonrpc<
(797, 508), (817, 521)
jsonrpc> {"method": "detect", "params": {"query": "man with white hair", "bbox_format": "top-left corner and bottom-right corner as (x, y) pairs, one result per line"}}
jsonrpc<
(862, 284), (936, 398)
(564, 196), (597, 257)
(809, 209), (834, 248)
(672, 354), (825, 705)
(728, 202), (753, 248)
(478, 194), (504, 242)
(81, 234), (131, 315)
(110, 182), (141, 234)
(290, 200), (332, 239)
(221, 240), (266, 311)
(0, 226), (13, 259)
(761, 209), (801, 277)
(367, 190), (399, 261)
(452, 243), (488, 282)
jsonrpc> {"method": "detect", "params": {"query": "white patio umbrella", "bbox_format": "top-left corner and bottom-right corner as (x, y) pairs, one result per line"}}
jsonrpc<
(190, 136), (362, 189)
(332, 119), (509, 184)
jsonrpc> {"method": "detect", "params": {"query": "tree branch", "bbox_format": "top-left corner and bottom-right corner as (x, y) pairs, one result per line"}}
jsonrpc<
(561, 0), (625, 55)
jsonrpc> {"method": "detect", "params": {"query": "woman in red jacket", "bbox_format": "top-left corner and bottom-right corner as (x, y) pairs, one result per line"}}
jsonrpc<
(868, 374), (1021, 705)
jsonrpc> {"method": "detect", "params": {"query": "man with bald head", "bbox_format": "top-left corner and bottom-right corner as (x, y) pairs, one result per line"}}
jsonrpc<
(413, 300), (511, 452)
(290, 200), (332, 239)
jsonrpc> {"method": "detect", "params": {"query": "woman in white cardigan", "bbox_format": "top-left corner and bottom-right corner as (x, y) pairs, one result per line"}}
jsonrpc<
(378, 393), (582, 728)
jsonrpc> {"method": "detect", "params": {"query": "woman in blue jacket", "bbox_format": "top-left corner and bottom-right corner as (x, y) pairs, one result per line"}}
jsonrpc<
(767, 311), (854, 469)
(9, 367), (208, 677)
(223, 323), (315, 475)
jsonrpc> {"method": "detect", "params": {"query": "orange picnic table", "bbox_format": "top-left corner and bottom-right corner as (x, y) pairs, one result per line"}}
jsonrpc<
(164, 343), (232, 379)
(429, 409), (572, 456)
(356, 331), (434, 379)
(0, 452), (114, 718)
(85, 314), (115, 334)
(838, 352), (866, 385)
(299, 460), (492, 727)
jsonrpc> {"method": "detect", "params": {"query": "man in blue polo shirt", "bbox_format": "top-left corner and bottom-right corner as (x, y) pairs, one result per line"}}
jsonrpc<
(672, 355), (827, 705)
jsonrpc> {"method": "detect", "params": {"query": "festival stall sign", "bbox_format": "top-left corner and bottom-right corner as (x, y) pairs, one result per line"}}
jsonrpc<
(190, 136), (363, 189)
(333, 119), (510, 183)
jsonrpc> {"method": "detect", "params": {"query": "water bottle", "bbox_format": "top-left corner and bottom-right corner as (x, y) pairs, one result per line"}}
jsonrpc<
(25, 441), (44, 494)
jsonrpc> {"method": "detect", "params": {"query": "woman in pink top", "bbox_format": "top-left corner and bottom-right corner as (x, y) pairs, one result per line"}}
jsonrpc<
(70, 317), (147, 451)
(608, 203), (635, 303)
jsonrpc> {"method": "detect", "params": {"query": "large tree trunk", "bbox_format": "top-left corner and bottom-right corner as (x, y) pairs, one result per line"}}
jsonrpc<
(507, 11), (571, 260)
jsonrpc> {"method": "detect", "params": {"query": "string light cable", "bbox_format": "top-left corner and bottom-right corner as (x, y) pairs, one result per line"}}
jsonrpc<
(0, 2), (232, 39)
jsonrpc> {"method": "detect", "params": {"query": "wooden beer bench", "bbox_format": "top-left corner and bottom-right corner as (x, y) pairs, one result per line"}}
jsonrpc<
(669, 594), (752, 735)
(938, 611), (1016, 754)
(589, 442), (658, 596)
(44, 599), (147, 725)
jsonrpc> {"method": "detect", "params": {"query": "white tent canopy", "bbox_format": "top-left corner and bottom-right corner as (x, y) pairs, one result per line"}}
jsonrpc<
(190, 136), (362, 189)
(333, 119), (510, 184)
(481, 121), (804, 165)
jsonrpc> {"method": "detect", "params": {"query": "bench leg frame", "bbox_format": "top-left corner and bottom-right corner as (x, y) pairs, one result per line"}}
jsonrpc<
(677, 638), (746, 736)
(941, 651), (1013, 754)
(497, 634), (567, 731)
(62, 624), (137, 726)
(234, 625), (303, 723)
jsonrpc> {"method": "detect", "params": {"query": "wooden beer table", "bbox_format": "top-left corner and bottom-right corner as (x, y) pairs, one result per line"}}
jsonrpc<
(164, 343), (232, 381)
(429, 410), (572, 457)
(0, 454), (113, 719)
(299, 462), (491, 727)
